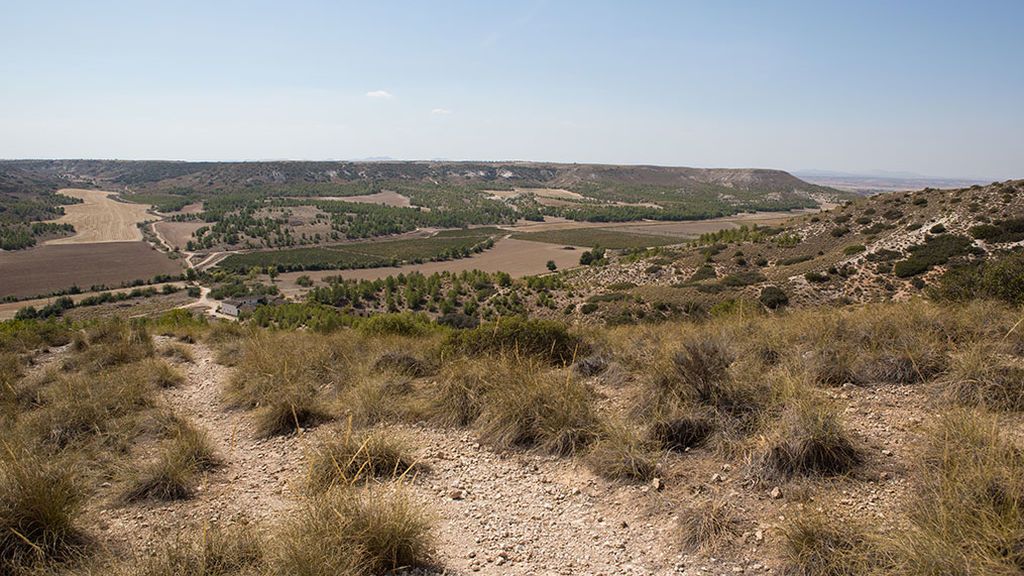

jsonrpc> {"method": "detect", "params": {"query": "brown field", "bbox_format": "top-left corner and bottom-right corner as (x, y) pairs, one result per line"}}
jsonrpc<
(154, 221), (205, 250)
(47, 189), (154, 244)
(273, 237), (581, 296)
(0, 242), (183, 299)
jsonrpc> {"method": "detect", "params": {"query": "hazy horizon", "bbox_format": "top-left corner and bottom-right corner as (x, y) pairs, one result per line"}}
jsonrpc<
(3, 0), (1022, 180)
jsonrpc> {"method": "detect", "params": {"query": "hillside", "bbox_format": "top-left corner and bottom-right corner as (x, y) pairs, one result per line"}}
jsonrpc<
(544, 179), (1024, 322)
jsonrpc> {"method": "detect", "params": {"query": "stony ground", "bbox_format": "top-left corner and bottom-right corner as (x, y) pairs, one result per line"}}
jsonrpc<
(45, 337), (951, 575)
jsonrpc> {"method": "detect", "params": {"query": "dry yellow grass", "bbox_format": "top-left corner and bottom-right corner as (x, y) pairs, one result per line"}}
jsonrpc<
(46, 189), (153, 244)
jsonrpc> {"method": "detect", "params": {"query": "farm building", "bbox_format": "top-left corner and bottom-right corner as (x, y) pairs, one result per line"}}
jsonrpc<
(220, 296), (269, 317)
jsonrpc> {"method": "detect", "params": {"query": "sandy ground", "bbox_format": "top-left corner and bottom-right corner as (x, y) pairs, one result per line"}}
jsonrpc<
(153, 221), (205, 250)
(46, 189), (154, 244)
(0, 243), (184, 299)
(273, 237), (582, 296)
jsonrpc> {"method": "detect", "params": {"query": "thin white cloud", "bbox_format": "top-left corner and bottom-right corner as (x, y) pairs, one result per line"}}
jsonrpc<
(431, 108), (452, 115)
(365, 90), (394, 100)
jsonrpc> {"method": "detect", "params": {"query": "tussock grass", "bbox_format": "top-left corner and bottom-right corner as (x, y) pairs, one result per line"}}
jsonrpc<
(121, 416), (219, 502)
(272, 486), (434, 576)
(341, 377), (422, 427)
(475, 360), (601, 455)
(585, 422), (658, 482)
(372, 351), (431, 377)
(160, 343), (195, 363)
(254, 391), (331, 437)
(64, 321), (154, 373)
(679, 499), (740, 552)
(943, 341), (1024, 411)
(442, 317), (587, 364)
(0, 447), (86, 570)
(891, 409), (1024, 574)
(650, 411), (716, 452)
(140, 359), (186, 389)
(430, 357), (500, 427)
(306, 427), (420, 492)
(27, 368), (153, 450)
(119, 524), (263, 576)
(782, 514), (877, 576)
(756, 393), (862, 480)
(226, 331), (360, 436)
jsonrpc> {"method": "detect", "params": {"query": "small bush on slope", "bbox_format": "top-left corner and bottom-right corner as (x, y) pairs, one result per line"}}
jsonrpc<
(442, 317), (587, 364)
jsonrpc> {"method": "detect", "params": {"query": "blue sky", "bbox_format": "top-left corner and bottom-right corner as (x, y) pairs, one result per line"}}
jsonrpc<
(1, 0), (1022, 179)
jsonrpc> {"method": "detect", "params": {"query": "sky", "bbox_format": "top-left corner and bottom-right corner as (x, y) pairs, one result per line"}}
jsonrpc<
(1, 0), (1022, 180)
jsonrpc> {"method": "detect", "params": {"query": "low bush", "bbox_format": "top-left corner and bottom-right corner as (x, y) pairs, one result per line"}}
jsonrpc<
(443, 317), (587, 364)
(759, 286), (789, 310)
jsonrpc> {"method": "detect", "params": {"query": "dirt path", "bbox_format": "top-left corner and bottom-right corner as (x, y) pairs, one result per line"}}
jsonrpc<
(404, 426), (680, 575)
(90, 339), (307, 555)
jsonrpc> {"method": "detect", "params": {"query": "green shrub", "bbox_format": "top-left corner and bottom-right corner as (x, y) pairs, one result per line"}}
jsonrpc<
(843, 244), (866, 256)
(759, 286), (790, 310)
(443, 317), (587, 364)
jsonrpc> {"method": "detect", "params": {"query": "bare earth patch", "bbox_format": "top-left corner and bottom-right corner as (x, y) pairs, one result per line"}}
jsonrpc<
(47, 189), (154, 244)
(0, 242), (183, 299)
(153, 221), (205, 250)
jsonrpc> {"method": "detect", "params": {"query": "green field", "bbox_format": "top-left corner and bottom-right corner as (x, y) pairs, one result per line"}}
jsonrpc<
(511, 228), (682, 249)
(218, 227), (501, 272)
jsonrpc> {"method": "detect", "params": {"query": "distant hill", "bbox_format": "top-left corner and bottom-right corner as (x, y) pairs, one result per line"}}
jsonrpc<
(556, 178), (1024, 322)
(0, 159), (850, 205)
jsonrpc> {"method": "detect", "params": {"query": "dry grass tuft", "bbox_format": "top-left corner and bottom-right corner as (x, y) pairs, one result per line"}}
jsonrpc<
(585, 422), (658, 482)
(306, 427), (421, 492)
(119, 524), (264, 576)
(272, 486), (434, 576)
(892, 409), (1024, 574)
(0, 447), (86, 570)
(756, 394), (862, 480)
(372, 351), (431, 377)
(782, 514), (876, 576)
(475, 360), (601, 456)
(121, 416), (219, 502)
(943, 341), (1024, 411)
(678, 499), (741, 552)
(160, 343), (195, 364)
(141, 359), (186, 389)
(254, 392), (331, 438)
(650, 412), (716, 452)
